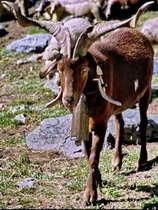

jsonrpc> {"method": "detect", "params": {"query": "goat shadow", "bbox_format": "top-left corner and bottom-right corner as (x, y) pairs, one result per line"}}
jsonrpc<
(96, 185), (158, 209)
(121, 154), (158, 177)
(95, 156), (158, 207)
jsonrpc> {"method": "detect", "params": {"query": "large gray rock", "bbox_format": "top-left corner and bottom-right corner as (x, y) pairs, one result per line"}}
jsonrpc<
(26, 114), (84, 158)
(26, 109), (158, 158)
(104, 109), (158, 149)
(6, 33), (52, 53)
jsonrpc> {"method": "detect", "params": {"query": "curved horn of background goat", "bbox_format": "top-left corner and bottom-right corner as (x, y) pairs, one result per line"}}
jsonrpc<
(2, 1), (71, 58)
(73, 1), (154, 58)
(45, 87), (62, 108)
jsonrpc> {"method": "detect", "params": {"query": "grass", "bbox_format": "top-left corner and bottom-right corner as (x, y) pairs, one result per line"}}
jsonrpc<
(27, 26), (48, 35)
(0, 144), (158, 209)
(0, 9), (158, 209)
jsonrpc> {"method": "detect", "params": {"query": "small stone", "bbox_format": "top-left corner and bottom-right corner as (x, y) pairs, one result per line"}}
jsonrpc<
(17, 178), (38, 188)
(10, 105), (28, 113)
(12, 114), (27, 124)
(0, 104), (5, 109)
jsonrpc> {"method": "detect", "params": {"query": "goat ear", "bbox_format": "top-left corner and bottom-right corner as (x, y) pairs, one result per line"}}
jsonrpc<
(72, 26), (94, 59)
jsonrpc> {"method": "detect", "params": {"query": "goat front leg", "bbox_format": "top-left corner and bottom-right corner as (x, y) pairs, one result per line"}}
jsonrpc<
(112, 113), (124, 171)
(84, 124), (106, 205)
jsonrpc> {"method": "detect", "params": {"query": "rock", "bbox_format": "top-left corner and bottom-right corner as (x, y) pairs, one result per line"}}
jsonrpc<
(0, 104), (5, 109)
(10, 105), (29, 113)
(141, 17), (158, 44)
(26, 114), (84, 158)
(12, 114), (27, 124)
(44, 72), (60, 94)
(153, 58), (158, 75)
(17, 178), (38, 188)
(0, 24), (8, 37)
(62, 137), (84, 158)
(16, 54), (42, 65)
(26, 110), (158, 157)
(104, 109), (158, 149)
(6, 33), (52, 53)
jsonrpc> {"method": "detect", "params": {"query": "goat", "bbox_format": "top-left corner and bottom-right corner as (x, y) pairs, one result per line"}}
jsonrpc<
(57, 24), (154, 206)
(3, 0), (155, 205)
(34, 0), (105, 22)
(3, 0), (150, 108)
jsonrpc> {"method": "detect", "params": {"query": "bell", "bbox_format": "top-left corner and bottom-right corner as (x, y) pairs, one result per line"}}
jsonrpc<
(71, 94), (89, 146)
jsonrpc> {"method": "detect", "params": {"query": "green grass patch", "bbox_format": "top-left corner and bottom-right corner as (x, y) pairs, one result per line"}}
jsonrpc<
(27, 26), (48, 35)
(152, 74), (158, 84)
(1, 137), (26, 145)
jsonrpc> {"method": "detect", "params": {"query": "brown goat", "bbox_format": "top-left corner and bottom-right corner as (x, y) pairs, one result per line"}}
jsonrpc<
(57, 27), (154, 204)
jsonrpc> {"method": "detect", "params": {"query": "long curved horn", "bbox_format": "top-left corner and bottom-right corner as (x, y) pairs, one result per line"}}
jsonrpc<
(73, 1), (154, 58)
(1, 1), (71, 58)
(45, 86), (62, 108)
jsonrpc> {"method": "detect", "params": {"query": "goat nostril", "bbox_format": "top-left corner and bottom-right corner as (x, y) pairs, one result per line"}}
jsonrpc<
(65, 96), (74, 105)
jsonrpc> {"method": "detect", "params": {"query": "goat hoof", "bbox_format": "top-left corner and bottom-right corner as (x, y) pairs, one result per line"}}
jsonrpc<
(112, 152), (122, 171)
(85, 201), (91, 206)
(84, 188), (97, 206)
(112, 165), (121, 172)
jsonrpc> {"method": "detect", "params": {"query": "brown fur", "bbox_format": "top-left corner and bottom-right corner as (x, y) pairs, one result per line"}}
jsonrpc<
(58, 27), (154, 205)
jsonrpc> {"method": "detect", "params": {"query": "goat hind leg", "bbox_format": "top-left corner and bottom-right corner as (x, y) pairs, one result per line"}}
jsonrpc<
(138, 88), (151, 171)
(112, 113), (124, 171)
